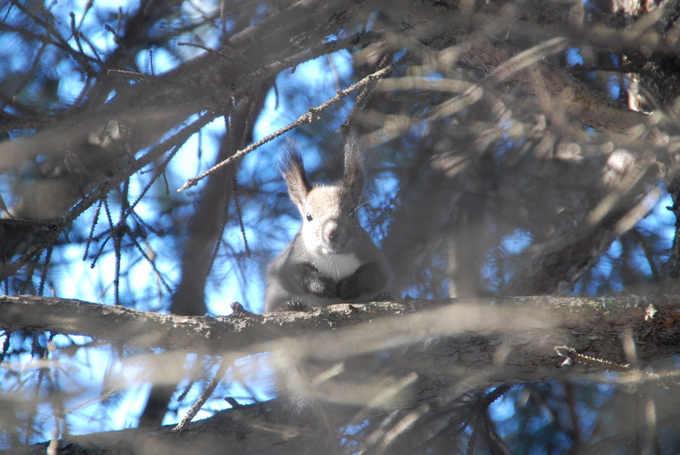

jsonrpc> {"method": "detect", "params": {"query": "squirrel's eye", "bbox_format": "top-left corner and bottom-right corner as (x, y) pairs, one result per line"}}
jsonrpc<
(306, 213), (313, 222)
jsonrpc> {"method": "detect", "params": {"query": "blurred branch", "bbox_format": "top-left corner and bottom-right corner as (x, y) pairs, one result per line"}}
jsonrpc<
(5, 293), (680, 454)
(9, 397), (351, 455)
(503, 152), (661, 295)
(2, 294), (679, 371)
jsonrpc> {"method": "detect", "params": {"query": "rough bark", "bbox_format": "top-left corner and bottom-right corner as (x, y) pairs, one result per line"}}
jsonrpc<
(1, 294), (678, 368)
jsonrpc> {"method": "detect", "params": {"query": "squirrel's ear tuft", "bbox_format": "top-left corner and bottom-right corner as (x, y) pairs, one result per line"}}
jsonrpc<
(280, 142), (312, 210)
(343, 131), (366, 204)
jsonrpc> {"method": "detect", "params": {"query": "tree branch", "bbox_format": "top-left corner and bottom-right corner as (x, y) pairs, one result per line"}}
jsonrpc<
(2, 295), (679, 366)
(4, 294), (680, 455)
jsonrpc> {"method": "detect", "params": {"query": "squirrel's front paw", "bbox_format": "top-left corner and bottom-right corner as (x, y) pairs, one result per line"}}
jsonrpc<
(285, 301), (309, 311)
(337, 276), (362, 300)
(306, 272), (337, 298)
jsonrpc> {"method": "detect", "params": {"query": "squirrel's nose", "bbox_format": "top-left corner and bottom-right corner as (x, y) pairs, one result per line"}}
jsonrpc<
(327, 226), (338, 241)
(324, 221), (341, 244)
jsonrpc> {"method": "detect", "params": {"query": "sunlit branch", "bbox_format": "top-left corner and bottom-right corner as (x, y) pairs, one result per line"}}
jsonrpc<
(177, 53), (411, 192)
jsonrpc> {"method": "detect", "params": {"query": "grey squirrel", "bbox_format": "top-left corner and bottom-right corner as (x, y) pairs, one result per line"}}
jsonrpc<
(265, 134), (390, 312)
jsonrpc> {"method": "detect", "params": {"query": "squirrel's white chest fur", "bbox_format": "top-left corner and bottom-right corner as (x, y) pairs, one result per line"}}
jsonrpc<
(313, 254), (361, 280)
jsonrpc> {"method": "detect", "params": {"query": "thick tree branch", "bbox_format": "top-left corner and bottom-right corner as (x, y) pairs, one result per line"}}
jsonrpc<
(2, 295), (678, 366)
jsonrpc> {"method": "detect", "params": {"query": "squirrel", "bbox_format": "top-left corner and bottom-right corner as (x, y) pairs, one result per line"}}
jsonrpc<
(265, 134), (390, 312)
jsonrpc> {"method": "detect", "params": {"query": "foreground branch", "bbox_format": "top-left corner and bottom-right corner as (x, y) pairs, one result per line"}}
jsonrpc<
(1, 294), (678, 363)
(4, 294), (680, 455)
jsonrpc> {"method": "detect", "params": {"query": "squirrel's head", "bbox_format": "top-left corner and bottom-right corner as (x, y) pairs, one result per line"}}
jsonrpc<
(280, 134), (366, 257)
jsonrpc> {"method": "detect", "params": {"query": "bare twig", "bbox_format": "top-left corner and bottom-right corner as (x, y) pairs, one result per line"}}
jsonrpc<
(555, 345), (631, 371)
(177, 55), (410, 192)
(172, 357), (230, 432)
(178, 41), (258, 69)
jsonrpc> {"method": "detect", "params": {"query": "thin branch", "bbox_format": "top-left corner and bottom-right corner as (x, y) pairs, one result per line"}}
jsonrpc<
(172, 357), (231, 432)
(178, 41), (245, 65)
(177, 54), (410, 192)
